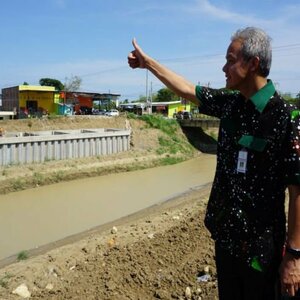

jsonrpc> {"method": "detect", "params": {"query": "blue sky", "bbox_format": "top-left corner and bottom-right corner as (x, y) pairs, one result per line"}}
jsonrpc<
(1, 0), (300, 101)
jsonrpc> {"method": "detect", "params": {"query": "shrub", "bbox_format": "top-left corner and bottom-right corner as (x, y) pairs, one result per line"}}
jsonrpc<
(17, 250), (28, 261)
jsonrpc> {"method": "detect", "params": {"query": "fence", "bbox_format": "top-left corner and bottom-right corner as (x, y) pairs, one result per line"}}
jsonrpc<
(0, 128), (131, 166)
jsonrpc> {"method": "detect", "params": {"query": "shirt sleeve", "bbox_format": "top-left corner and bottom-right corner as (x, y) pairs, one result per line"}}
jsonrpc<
(196, 85), (239, 119)
(285, 109), (300, 185)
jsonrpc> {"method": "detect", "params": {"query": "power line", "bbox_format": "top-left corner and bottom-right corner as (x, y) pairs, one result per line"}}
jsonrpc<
(62, 42), (300, 81)
(80, 66), (128, 78)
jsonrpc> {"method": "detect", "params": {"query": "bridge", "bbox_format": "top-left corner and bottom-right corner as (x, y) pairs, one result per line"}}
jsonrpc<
(178, 118), (220, 129)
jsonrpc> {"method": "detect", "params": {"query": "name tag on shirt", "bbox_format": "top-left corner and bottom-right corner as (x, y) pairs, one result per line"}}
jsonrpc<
(237, 149), (248, 173)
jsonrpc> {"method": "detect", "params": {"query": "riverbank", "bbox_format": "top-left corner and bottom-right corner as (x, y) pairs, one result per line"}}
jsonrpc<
(0, 115), (219, 299)
(0, 114), (212, 194)
(0, 185), (218, 300)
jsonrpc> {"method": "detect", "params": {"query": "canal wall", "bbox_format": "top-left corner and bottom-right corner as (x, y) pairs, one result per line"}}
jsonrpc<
(0, 128), (131, 166)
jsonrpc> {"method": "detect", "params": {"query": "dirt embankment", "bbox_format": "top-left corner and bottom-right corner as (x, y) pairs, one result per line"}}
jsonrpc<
(0, 115), (219, 300)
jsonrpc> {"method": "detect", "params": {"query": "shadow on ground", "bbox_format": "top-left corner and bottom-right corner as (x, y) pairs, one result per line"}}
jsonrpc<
(181, 126), (218, 154)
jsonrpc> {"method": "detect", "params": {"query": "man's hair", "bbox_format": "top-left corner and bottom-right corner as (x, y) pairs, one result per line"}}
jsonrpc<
(231, 27), (272, 77)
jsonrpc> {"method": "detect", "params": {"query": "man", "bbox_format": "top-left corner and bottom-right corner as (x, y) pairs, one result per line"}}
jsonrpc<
(128, 27), (300, 299)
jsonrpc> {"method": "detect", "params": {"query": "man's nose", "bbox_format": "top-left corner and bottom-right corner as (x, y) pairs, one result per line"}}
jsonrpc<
(222, 64), (227, 73)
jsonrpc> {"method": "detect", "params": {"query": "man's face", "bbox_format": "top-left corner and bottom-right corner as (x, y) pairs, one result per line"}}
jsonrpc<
(222, 39), (252, 91)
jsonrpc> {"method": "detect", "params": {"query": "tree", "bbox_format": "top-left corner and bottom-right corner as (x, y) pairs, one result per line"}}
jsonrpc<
(23, 82), (29, 85)
(134, 95), (147, 103)
(39, 78), (64, 91)
(279, 92), (300, 107)
(64, 75), (82, 92)
(156, 88), (179, 102)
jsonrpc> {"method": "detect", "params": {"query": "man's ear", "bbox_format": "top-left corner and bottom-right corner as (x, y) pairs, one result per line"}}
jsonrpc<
(249, 56), (260, 72)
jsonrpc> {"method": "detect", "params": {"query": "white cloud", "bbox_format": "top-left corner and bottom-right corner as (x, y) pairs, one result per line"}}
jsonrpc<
(190, 0), (272, 27)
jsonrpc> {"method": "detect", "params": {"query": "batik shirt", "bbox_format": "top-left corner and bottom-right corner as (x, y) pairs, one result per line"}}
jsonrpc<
(196, 80), (300, 271)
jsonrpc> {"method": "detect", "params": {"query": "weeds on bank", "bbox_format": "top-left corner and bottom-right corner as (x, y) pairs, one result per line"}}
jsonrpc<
(52, 170), (65, 182)
(17, 250), (28, 261)
(129, 114), (195, 155)
(0, 273), (12, 288)
(158, 156), (185, 165)
(128, 113), (179, 136)
(33, 172), (45, 185)
(12, 178), (25, 191)
(157, 135), (194, 155)
(140, 114), (179, 136)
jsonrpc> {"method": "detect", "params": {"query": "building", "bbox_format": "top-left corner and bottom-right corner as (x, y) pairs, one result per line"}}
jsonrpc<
(1, 85), (121, 118)
(60, 91), (121, 114)
(2, 85), (56, 117)
(119, 100), (192, 118)
(151, 101), (191, 118)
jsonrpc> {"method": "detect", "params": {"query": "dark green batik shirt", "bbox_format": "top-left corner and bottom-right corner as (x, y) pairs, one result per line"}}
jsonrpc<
(196, 80), (300, 270)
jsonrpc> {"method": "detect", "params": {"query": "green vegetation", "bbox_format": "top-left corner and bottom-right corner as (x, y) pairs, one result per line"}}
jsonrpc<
(0, 273), (12, 288)
(155, 88), (180, 102)
(280, 92), (300, 107)
(158, 156), (186, 165)
(12, 179), (25, 191)
(157, 136), (194, 155)
(139, 114), (179, 135)
(33, 172), (45, 185)
(130, 114), (195, 156)
(17, 250), (28, 261)
(39, 78), (64, 91)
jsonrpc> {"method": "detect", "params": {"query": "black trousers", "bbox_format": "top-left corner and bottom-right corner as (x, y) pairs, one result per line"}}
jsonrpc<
(215, 243), (281, 300)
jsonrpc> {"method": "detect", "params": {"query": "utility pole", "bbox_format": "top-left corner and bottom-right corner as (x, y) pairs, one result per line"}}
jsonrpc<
(146, 70), (149, 102)
(150, 81), (153, 114)
(146, 70), (150, 114)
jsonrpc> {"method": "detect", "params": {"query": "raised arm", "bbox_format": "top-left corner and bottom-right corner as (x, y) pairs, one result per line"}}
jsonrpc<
(128, 39), (199, 105)
(280, 184), (300, 297)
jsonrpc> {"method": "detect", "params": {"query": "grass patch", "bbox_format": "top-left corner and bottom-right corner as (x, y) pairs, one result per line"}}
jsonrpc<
(51, 170), (65, 182)
(139, 114), (179, 136)
(158, 156), (185, 166)
(11, 179), (25, 191)
(0, 273), (12, 288)
(33, 172), (45, 185)
(17, 250), (28, 261)
(157, 136), (195, 155)
(126, 112), (138, 120)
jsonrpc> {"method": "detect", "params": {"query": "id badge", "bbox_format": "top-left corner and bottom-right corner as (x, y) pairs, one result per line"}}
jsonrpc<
(237, 149), (248, 173)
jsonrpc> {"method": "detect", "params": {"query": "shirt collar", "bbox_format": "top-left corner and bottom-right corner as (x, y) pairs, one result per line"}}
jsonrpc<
(250, 80), (276, 113)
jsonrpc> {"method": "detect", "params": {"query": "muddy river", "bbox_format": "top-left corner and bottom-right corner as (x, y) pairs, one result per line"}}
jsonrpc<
(0, 155), (216, 261)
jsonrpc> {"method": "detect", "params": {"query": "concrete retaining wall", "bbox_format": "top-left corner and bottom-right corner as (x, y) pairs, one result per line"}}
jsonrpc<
(0, 128), (131, 166)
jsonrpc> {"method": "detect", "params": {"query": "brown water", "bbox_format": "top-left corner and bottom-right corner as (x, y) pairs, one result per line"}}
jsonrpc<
(0, 155), (216, 261)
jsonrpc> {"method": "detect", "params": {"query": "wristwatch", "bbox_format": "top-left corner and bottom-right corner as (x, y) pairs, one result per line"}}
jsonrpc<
(286, 247), (300, 258)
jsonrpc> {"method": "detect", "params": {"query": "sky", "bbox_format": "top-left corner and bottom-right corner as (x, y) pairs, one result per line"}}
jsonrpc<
(1, 0), (300, 101)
